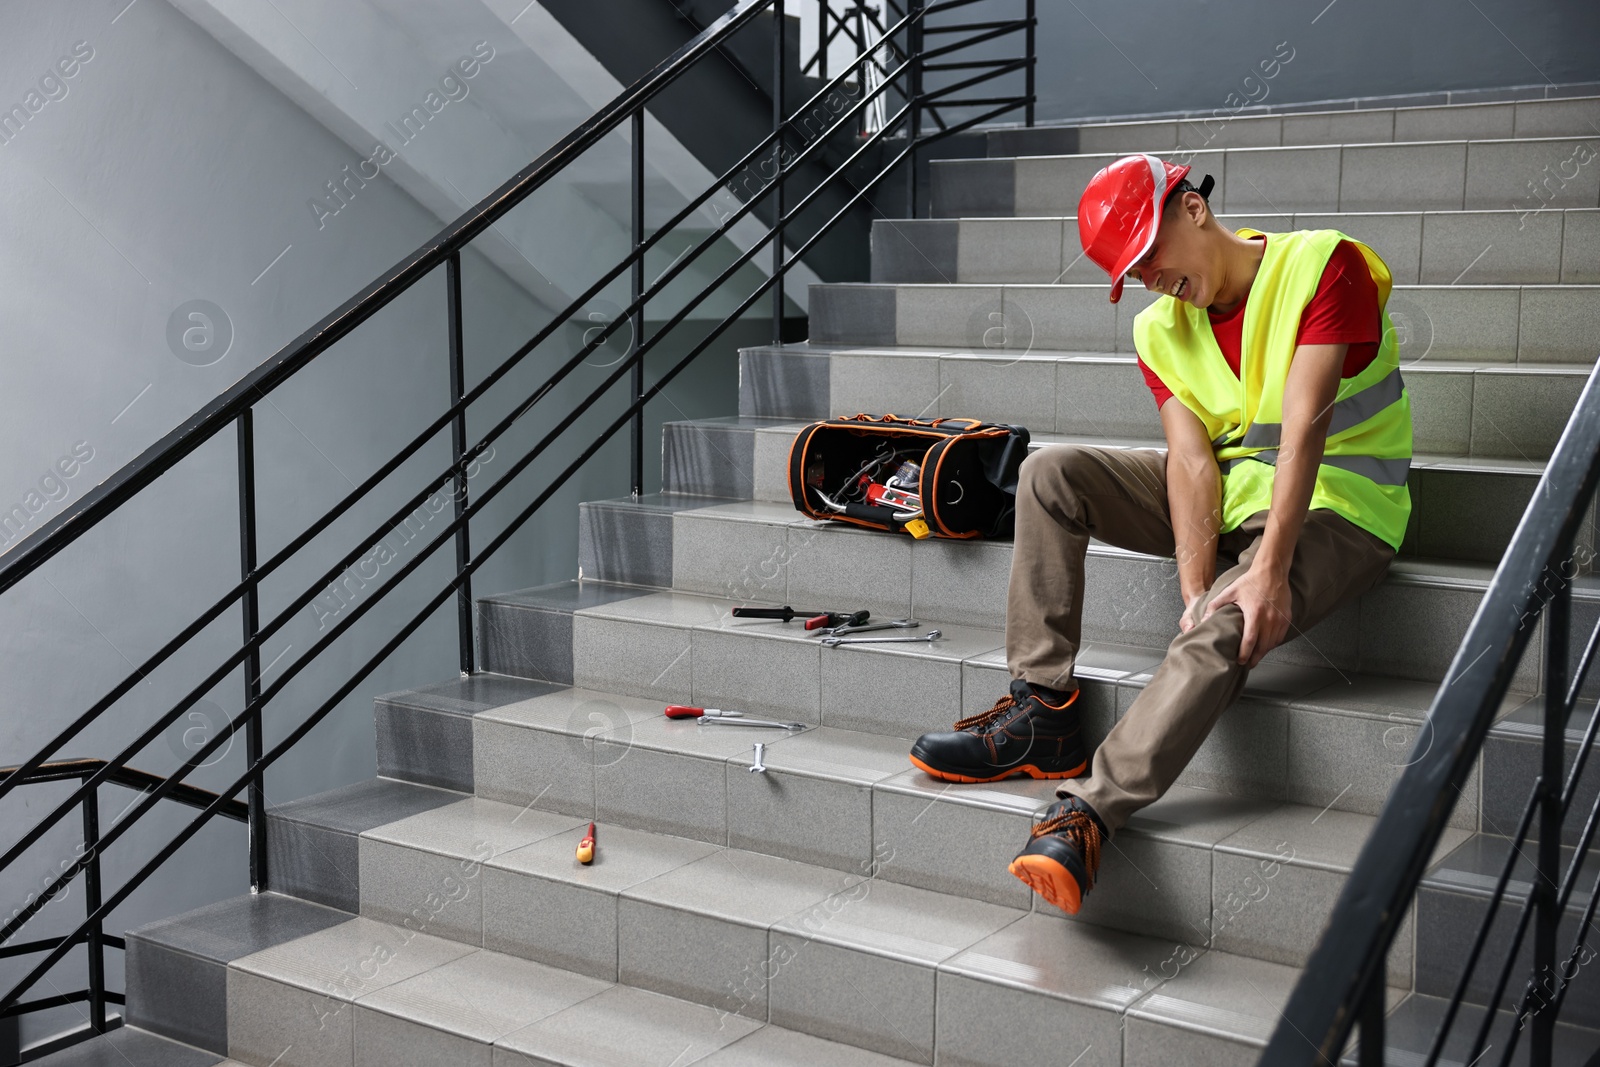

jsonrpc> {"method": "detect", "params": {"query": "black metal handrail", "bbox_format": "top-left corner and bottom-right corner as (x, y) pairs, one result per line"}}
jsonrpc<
(1262, 359), (1600, 1066)
(0, 0), (1033, 1047)
(0, 758), (249, 819)
(0, 759), (239, 1048)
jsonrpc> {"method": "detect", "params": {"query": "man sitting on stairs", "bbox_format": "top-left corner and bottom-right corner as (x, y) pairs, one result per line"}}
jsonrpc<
(908, 153), (1414, 916)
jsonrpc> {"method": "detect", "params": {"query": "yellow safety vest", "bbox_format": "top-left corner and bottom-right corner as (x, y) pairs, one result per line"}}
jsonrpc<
(1134, 229), (1412, 549)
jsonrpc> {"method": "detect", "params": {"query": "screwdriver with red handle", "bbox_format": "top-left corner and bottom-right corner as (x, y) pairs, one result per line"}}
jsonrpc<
(575, 822), (596, 865)
(664, 705), (807, 730)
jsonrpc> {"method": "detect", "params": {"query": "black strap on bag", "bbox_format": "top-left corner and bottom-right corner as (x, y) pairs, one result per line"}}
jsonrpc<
(787, 414), (1030, 539)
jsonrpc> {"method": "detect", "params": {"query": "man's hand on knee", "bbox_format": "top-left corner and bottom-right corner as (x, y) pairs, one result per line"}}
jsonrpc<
(1179, 591), (1205, 634)
(1202, 564), (1293, 667)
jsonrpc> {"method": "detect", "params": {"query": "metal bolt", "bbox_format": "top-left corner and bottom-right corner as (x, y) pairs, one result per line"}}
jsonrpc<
(749, 743), (767, 773)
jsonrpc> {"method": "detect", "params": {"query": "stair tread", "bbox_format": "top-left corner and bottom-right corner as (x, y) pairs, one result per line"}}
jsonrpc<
(219, 836), (1366, 1054)
(451, 672), (1476, 867)
(598, 498), (1600, 595)
(821, 279), (1600, 291)
(953, 131), (1600, 163)
(491, 577), (1542, 718)
(29, 1027), (225, 1067)
(672, 410), (1572, 475)
(361, 794), (586, 860)
(1023, 93), (1600, 130)
(126, 890), (350, 964)
(231, 913), (478, 999)
(1419, 831), (1600, 909)
(139, 877), (1378, 1064)
(1123, 950), (1405, 1047)
(733, 346), (1597, 374)
(223, 908), (922, 1063)
(882, 206), (1600, 222)
(1379, 993), (1600, 1067)
(267, 776), (462, 833)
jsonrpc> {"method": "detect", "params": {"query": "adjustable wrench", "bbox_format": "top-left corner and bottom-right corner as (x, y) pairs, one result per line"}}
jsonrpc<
(820, 629), (943, 648)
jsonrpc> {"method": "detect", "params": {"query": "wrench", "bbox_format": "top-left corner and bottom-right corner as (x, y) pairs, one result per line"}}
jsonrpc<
(700, 715), (809, 730)
(821, 629), (943, 648)
(820, 618), (920, 637)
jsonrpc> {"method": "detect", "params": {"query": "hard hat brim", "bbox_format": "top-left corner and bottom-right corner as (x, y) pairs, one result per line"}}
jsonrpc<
(1103, 161), (1190, 304)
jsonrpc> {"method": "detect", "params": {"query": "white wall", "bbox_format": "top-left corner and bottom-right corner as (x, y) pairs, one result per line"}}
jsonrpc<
(0, 0), (748, 1042)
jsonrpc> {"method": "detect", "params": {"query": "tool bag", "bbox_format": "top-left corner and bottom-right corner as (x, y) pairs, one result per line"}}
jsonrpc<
(787, 414), (1030, 539)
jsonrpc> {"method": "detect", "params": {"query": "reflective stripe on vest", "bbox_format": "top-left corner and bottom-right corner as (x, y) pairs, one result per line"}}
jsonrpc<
(1231, 365), (1407, 450)
(1219, 450), (1412, 486)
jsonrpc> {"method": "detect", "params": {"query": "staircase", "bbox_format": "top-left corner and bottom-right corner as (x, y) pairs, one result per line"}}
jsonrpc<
(44, 94), (1600, 1067)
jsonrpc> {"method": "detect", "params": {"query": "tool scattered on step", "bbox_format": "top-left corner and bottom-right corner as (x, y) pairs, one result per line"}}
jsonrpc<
(820, 618), (919, 637)
(664, 705), (808, 730)
(749, 743), (767, 774)
(576, 822), (596, 865)
(666, 705), (744, 720)
(821, 629), (943, 648)
(731, 606), (870, 631)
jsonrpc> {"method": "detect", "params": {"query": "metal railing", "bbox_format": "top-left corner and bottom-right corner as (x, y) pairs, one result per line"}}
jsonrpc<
(0, 760), (244, 1043)
(1262, 360), (1600, 1066)
(0, 0), (1032, 1054)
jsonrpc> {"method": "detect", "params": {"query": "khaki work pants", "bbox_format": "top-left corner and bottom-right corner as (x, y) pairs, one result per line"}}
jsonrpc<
(1006, 445), (1396, 833)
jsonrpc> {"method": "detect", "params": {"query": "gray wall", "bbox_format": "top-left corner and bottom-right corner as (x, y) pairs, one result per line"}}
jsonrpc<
(0, 0), (745, 1044)
(957, 0), (1600, 123)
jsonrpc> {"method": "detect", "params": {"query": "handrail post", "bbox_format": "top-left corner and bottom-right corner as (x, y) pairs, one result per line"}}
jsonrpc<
(1533, 561), (1571, 1065)
(772, 0), (787, 344)
(630, 110), (647, 498)
(235, 410), (268, 890)
(1357, 976), (1384, 1067)
(1024, 0), (1036, 127)
(906, 0), (924, 218)
(80, 783), (105, 1033)
(445, 252), (475, 673)
(816, 0), (828, 80)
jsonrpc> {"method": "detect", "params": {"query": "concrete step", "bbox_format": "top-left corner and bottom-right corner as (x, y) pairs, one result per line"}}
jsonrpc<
(1481, 697), (1600, 847)
(870, 209), (1600, 286)
(656, 415), (1593, 566)
(726, 343), (1594, 462)
(541, 497), (1600, 690)
(1416, 832), (1600, 1032)
(456, 684), (1471, 969)
(653, 418), (1581, 569)
(122, 891), (354, 1058)
(1370, 993), (1600, 1067)
(172, 787), (1414, 1066)
(265, 777), (466, 913)
(987, 96), (1600, 157)
(807, 282), (1600, 366)
(931, 135), (1600, 219)
(374, 674), (566, 793)
(471, 573), (1518, 822)
(29, 1027), (234, 1066)
(126, 894), (939, 1067)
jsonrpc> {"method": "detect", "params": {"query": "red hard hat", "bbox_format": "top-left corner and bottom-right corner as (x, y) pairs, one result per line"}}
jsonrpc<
(1077, 154), (1191, 304)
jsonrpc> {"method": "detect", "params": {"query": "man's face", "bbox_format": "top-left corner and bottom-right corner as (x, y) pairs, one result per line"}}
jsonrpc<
(1124, 192), (1214, 308)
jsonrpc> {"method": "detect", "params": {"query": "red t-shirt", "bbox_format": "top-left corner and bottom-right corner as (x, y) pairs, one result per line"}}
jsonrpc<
(1138, 237), (1382, 411)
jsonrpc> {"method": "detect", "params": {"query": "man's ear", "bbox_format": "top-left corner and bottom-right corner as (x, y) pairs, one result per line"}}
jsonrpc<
(1182, 190), (1210, 227)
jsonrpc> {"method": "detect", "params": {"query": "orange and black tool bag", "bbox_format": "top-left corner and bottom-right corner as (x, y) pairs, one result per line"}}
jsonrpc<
(787, 414), (1030, 539)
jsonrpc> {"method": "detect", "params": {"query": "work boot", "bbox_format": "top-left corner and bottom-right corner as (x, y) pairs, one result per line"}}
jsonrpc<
(908, 679), (1086, 783)
(1009, 795), (1106, 915)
